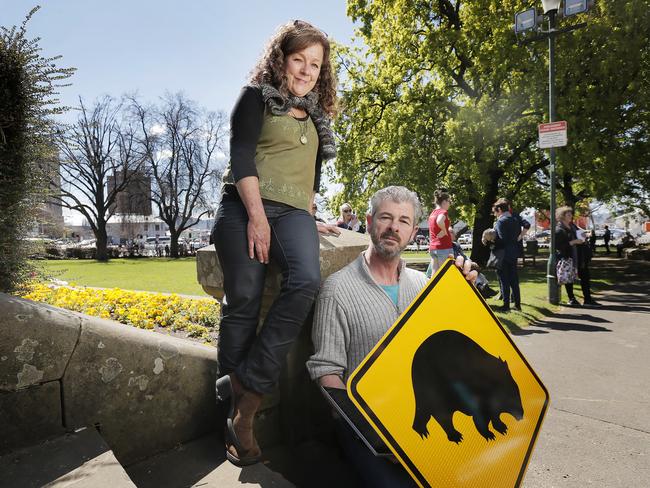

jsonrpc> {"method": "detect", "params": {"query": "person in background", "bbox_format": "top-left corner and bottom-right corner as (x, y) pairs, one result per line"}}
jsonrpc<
(212, 20), (339, 466)
(616, 231), (636, 257)
(427, 188), (453, 277)
(555, 206), (600, 307)
(492, 198), (522, 312)
(336, 202), (362, 231)
(603, 225), (612, 254)
(589, 229), (597, 254)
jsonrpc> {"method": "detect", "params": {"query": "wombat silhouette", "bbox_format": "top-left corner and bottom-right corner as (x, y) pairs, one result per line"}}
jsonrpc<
(411, 330), (524, 443)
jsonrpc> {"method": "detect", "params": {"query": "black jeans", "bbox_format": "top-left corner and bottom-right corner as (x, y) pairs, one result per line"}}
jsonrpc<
(212, 199), (320, 394)
(333, 416), (418, 488)
(565, 265), (592, 302)
(496, 259), (520, 308)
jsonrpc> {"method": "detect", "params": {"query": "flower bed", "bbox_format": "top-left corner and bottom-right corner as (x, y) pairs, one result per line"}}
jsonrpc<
(20, 283), (220, 344)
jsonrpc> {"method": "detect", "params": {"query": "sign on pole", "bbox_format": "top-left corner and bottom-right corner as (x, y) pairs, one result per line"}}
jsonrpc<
(538, 121), (567, 149)
(347, 260), (549, 488)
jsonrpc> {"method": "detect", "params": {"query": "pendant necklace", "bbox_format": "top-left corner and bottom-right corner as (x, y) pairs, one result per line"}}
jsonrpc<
(290, 109), (308, 145)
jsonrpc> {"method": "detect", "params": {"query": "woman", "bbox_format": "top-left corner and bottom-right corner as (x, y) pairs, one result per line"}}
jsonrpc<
(212, 20), (339, 466)
(427, 188), (453, 276)
(555, 206), (599, 306)
(336, 202), (363, 231)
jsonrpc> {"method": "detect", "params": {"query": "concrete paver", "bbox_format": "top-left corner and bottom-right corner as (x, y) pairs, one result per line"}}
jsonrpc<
(516, 269), (650, 487)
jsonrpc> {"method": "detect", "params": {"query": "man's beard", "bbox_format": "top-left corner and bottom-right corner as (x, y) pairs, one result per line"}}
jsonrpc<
(370, 226), (406, 259)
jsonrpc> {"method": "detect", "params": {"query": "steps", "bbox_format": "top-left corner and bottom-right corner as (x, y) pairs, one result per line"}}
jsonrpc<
(126, 434), (295, 488)
(0, 427), (135, 488)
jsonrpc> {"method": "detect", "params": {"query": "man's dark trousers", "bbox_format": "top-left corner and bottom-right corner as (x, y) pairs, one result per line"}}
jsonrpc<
(497, 259), (520, 309)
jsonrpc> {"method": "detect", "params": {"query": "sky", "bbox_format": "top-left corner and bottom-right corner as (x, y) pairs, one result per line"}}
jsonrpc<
(4, 0), (358, 117)
(4, 0), (358, 222)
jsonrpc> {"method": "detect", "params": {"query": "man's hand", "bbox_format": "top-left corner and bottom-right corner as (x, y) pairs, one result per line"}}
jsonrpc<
(319, 374), (346, 389)
(449, 254), (478, 283)
(317, 222), (341, 236)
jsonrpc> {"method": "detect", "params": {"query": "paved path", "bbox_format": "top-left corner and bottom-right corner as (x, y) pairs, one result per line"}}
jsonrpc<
(516, 260), (650, 487)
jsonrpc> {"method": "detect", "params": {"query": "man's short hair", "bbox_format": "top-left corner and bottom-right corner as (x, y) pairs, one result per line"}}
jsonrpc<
(368, 186), (422, 224)
(492, 198), (509, 214)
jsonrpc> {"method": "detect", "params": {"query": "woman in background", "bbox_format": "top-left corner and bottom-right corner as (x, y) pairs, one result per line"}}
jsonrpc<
(555, 206), (599, 307)
(427, 188), (453, 277)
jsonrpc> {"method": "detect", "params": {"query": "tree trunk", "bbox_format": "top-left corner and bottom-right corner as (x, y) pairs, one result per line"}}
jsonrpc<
(469, 172), (500, 266)
(170, 230), (180, 259)
(561, 172), (577, 208)
(95, 226), (109, 262)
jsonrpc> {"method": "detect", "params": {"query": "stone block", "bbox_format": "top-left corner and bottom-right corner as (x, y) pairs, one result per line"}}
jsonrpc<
(0, 427), (135, 488)
(196, 229), (369, 301)
(0, 294), (81, 392)
(0, 381), (65, 453)
(63, 315), (218, 465)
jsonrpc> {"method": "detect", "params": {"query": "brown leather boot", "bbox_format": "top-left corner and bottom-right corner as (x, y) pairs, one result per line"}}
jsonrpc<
(225, 375), (262, 466)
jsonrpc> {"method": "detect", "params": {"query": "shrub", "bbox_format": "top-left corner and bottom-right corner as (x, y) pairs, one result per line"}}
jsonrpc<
(0, 8), (74, 292)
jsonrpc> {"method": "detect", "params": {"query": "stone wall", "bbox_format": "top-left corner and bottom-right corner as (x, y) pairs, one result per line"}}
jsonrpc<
(0, 294), (218, 465)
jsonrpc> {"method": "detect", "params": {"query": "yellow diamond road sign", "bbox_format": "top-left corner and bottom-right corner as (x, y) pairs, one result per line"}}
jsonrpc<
(347, 259), (549, 488)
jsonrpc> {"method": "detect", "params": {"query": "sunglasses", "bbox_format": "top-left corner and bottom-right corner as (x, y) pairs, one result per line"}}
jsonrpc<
(342, 209), (352, 213)
(293, 19), (328, 38)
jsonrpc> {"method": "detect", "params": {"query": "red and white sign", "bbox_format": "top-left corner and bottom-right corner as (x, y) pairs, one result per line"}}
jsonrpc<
(538, 121), (567, 149)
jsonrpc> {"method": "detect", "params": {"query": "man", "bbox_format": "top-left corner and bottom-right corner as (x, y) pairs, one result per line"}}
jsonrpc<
(307, 186), (476, 487)
(492, 198), (522, 312)
(603, 225), (611, 254)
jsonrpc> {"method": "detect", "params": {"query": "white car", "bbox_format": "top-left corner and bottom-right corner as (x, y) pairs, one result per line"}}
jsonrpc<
(458, 233), (472, 245)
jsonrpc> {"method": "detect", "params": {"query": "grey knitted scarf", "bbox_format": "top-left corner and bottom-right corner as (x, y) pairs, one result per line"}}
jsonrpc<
(257, 83), (336, 161)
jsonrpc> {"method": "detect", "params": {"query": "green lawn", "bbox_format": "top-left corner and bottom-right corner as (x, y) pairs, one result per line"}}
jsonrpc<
(34, 258), (207, 296)
(33, 251), (627, 333)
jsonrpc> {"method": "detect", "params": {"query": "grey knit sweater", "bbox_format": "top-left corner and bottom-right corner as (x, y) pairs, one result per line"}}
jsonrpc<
(307, 253), (428, 382)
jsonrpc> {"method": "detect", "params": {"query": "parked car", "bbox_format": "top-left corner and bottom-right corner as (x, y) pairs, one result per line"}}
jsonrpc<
(77, 238), (97, 248)
(144, 236), (171, 250)
(457, 233), (472, 245)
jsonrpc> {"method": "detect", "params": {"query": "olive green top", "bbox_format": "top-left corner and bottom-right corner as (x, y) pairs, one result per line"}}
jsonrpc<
(223, 110), (318, 211)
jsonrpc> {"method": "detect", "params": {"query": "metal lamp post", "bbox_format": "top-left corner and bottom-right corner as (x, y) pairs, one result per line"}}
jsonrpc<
(515, 0), (592, 304)
(543, 0), (561, 305)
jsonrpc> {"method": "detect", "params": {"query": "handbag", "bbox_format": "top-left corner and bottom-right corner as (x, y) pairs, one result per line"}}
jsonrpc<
(487, 248), (505, 270)
(556, 257), (577, 285)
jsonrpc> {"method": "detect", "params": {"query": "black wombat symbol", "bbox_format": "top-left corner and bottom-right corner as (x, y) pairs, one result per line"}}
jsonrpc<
(411, 330), (524, 443)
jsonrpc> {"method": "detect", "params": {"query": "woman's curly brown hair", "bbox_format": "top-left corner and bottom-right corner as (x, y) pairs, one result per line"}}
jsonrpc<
(250, 20), (338, 117)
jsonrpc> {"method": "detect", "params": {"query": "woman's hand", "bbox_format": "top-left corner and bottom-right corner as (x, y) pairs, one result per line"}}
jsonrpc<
(317, 222), (341, 236)
(247, 215), (271, 263)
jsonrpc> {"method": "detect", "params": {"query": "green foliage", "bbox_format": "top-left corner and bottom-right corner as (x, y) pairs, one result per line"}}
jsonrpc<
(554, 0), (650, 207)
(335, 0), (649, 260)
(0, 6), (74, 292)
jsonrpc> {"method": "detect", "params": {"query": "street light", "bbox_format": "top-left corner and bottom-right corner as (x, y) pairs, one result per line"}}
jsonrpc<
(514, 1), (593, 304)
(541, 0), (561, 14)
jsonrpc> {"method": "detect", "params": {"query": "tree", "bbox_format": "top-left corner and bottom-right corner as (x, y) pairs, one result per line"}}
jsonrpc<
(52, 96), (144, 261)
(0, 7), (74, 291)
(336, 0), (550, 263)
(131, 94), (226, 258)
(551, 1), (650, 209)
(335, 0), (649, 263)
